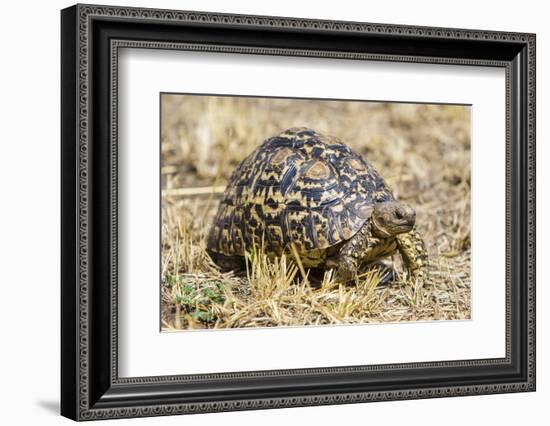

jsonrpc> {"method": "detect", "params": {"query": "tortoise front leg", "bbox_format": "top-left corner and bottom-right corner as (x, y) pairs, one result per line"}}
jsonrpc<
(395, 227), (428, 285)
(328, 222), (370, 282)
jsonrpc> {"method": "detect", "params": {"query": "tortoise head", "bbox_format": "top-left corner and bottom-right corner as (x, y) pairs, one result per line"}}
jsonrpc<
(371, 201), (416, 238)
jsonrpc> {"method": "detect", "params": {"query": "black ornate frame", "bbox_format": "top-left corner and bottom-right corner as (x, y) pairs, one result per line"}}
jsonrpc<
(61, 3), (536, 421)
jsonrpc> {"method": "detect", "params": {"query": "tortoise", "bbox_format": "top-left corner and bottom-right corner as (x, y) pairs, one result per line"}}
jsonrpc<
(207, 127), (427, 283)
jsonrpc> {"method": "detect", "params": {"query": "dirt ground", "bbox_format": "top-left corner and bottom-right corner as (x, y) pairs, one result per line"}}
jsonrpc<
(160, 94), (471, 330)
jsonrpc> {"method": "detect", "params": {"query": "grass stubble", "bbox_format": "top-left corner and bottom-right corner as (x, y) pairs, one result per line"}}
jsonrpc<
(160, 96), (471, 331)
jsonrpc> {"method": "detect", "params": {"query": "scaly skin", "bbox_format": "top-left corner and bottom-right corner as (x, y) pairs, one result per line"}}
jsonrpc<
(332, 224), (427, 285)
(395, 227), (428, 284)
(334, 222), (371, 282)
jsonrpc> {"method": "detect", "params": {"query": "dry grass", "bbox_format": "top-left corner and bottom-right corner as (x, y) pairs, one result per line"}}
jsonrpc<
(160, 95), (471, 330)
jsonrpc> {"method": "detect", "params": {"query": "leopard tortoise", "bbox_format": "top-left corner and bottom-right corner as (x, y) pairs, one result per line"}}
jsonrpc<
(207, 127), (427, 283)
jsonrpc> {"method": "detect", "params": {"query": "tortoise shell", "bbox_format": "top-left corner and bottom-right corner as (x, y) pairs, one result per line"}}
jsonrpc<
(207, 127), (394, 257)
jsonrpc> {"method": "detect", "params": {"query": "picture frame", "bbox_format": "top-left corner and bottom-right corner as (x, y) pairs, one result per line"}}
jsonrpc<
(60, 3), (536, 421)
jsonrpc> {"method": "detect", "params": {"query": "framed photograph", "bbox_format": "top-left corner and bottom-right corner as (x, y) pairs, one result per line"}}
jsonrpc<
(61, 4), (536, 421)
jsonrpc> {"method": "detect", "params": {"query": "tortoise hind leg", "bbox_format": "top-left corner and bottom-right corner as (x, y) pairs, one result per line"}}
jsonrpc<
(395, 227), (428, 285)
(207, 250), (244, 271)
